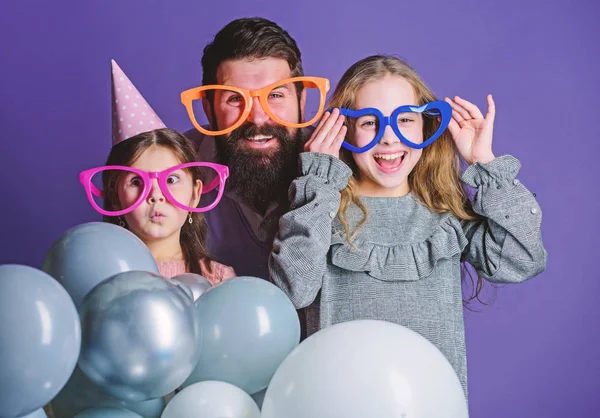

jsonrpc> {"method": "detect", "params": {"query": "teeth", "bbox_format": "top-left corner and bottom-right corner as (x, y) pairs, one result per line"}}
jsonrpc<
(247, 135), (272, 141)
(374, 152), (405, 160)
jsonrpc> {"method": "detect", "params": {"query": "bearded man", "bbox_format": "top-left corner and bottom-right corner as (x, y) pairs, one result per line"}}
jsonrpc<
(183, 17), (325, 280)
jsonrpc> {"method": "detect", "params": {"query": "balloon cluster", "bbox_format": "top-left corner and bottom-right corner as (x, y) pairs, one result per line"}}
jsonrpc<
(0, 222), (468, 418)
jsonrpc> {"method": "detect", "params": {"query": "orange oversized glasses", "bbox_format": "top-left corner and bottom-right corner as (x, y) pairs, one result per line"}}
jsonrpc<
(180, 76), (330, 136)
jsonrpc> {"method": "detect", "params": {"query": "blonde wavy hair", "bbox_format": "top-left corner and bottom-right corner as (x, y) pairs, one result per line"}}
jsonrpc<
(329, 55), (485, 304)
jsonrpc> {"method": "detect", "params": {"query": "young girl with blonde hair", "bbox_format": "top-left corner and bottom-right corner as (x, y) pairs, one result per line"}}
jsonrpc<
(269, 55), (547, 396)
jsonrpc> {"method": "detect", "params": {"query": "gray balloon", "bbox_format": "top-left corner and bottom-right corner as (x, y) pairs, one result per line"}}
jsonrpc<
(78, 270), (200, 402)
(183, 277), (300, 395)
(251, 388), (267, 410)
(0, 265), (81, 418)
(73, 408), (143, 418)
(42, 222), (159, 308)
(50, 366), (165, 418)
(171, 273), (212, 302)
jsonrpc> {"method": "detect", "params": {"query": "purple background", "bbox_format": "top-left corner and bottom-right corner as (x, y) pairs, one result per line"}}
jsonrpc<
(1, 0), (598, 415)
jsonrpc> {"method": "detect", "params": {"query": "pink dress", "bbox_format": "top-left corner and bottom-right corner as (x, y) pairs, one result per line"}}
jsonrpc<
(158, 258), (236, 285)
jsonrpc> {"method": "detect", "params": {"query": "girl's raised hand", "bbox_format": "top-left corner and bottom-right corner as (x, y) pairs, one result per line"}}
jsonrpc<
(304, 108), (347, 159)
(445, 94), (496, 165)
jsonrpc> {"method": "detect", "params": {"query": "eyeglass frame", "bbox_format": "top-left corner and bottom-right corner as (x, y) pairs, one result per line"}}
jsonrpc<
(180, 76), (331, 136)
(337, 100), (452, 153)
(79, 162), (229, 217)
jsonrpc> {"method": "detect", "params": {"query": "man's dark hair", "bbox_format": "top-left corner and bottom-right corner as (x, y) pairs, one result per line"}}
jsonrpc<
(201, 17), (304, 85)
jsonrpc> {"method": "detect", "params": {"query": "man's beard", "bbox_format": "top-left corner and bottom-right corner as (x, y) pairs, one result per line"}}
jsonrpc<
(215, 122), (304, 214)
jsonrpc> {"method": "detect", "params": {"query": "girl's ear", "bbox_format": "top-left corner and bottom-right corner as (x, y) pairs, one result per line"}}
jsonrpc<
(191, 179), (203, 207)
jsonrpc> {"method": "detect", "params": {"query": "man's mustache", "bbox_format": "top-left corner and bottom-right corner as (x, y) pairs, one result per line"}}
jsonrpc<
(227, 122), (289, 143)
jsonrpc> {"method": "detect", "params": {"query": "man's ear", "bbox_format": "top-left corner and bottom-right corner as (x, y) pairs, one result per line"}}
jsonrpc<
(299, 88), (307, 123)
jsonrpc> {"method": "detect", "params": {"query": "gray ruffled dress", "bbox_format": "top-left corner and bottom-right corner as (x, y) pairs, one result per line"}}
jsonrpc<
(269, 152), (547, 395)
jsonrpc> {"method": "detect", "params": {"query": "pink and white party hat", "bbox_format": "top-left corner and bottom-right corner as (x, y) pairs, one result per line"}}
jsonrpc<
(111, 59), (166, 145)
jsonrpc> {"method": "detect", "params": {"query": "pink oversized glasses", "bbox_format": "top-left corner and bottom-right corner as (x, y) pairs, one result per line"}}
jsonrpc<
(79, 162), (229, 216)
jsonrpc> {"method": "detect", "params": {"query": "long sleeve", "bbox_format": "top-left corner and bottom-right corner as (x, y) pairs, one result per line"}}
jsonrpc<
(199, 258), (236, 285)
(269, 152), (353, 309)
(460, 155), (547, 283)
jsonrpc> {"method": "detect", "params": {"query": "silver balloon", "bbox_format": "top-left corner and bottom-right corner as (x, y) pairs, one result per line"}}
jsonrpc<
(169, 280), (194, 301)
(170, 273), (212, 302)
(78, 270), (201, 402)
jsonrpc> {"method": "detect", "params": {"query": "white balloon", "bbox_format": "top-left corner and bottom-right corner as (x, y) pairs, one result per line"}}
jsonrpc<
(261, 320), (468, 418)
(161, 381), (260, 418)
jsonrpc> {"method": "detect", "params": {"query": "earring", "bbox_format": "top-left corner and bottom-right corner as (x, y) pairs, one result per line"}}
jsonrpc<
(188, 213), (193, 224)
(118, 216), (126, 228)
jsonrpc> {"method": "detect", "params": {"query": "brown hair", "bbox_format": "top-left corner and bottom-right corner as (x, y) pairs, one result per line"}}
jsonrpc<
(329, 55), (485, 304)
(102, 128), (213, 275)
(201, 17), (304, 85)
